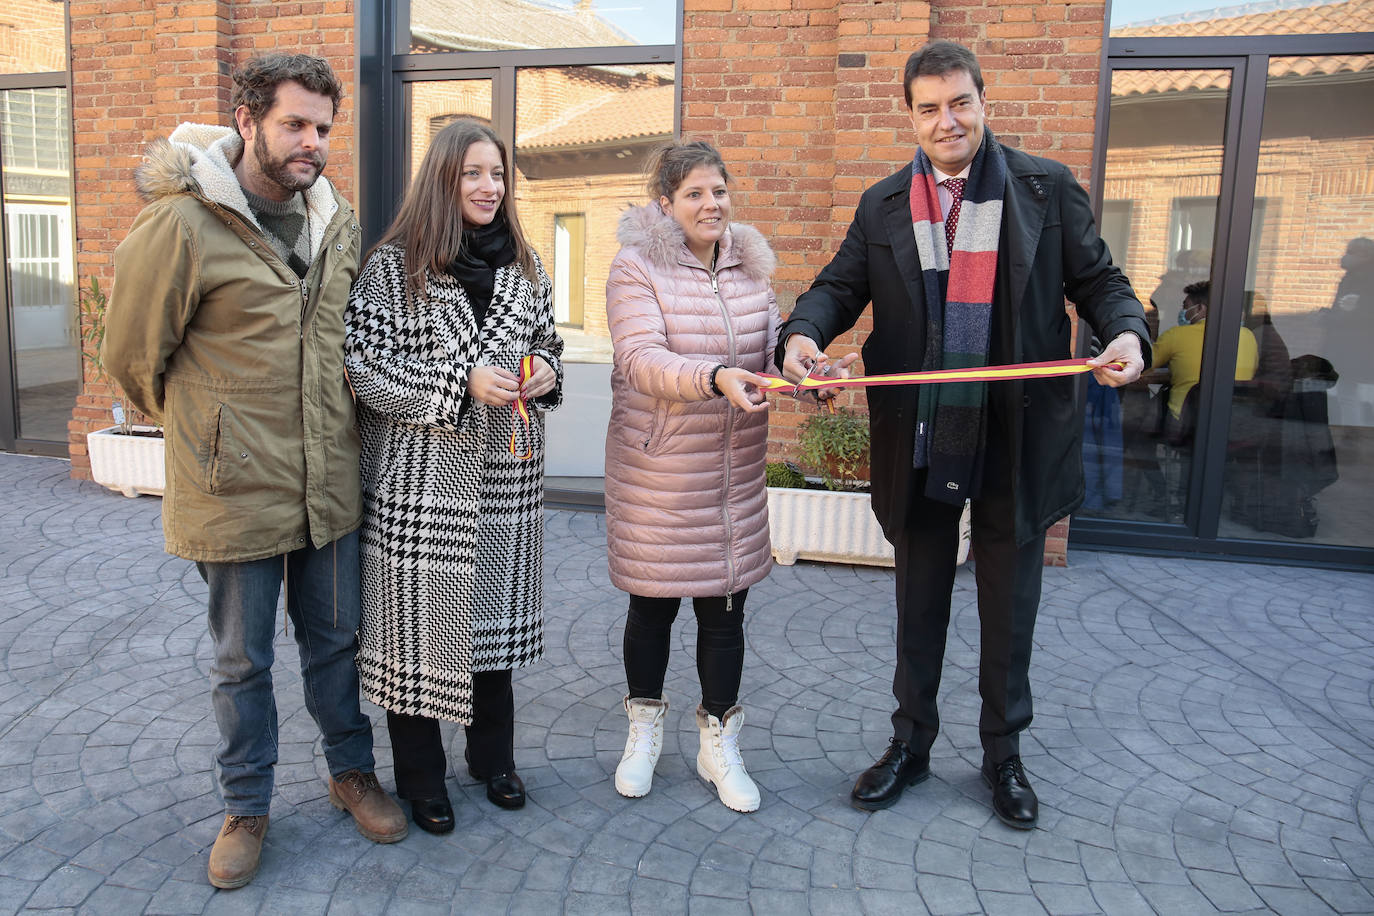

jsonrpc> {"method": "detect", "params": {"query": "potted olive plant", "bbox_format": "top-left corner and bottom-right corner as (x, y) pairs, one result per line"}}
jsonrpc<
(767, 408), (969, 567)
(80, 277), (165, 497)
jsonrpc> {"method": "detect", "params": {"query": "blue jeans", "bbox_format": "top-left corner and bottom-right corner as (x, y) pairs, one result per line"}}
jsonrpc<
(196, 529), (374, 815)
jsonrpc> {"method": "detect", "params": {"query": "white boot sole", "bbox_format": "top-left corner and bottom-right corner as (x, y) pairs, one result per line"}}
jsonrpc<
(614, 772), (652, 798)
(696, 759), (760, 813)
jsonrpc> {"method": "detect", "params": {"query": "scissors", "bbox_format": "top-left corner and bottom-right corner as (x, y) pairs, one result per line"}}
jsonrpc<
(794, 357), (838, 414)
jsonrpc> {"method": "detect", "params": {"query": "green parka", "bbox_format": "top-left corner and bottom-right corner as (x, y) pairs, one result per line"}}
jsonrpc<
(104, 123), (363, 563)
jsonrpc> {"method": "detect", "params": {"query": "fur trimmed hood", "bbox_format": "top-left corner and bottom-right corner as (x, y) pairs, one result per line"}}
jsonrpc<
(134, 122), (340, 260)
(616, 203), (775, 282)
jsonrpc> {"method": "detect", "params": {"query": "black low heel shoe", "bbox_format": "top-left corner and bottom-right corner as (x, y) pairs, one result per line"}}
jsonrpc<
(469, 767), (525, 810)
(410, 796), (454, 834)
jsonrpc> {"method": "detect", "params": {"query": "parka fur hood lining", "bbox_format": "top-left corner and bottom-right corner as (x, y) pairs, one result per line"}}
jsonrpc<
(134, 121), (340, 262)
(615, 203), (776, 282)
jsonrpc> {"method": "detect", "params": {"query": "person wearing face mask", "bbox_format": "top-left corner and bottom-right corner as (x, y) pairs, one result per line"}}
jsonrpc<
(344, 119), (564, 833)
(602, 140), (784, 813)
(1151, 280), (1258, 430)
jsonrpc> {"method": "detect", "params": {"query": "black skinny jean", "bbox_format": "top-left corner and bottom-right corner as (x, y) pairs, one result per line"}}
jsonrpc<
(624, 589), (748, 720)
(386, 668), (514, 800)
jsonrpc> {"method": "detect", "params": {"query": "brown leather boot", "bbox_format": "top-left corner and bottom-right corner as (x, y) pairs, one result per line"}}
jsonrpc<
(328, 769), (408, 843)
(207, 814), (268, 889)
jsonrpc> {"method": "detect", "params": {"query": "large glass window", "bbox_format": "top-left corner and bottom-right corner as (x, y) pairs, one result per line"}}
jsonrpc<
(514, 64), (673, 363)
(2, 87), (76, 444)
(1080, 68), (1232, 525)
(406, 78), (494, 178)
(0, 1), (67, 74)
(1219, 55), (1374, 548)
(369, 0), (680, 480)
(408, 0), (676, 54)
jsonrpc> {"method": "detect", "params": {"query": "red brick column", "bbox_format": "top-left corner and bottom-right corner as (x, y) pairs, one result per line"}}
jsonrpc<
(67, 0), (356, 478)
(933, 0), (1107, 565)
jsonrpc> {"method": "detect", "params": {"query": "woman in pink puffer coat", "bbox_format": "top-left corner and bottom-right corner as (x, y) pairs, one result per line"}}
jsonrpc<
(604, 141), (779, 813)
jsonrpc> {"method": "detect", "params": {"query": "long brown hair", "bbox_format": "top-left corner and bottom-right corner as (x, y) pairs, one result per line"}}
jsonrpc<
(373, 120), (536, 297)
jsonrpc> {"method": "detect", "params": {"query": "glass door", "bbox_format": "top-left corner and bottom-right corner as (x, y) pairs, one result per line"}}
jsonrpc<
(1079, 62), (1243, 529)
(1, 85), (77, 452)
(1217, 54), (1374, 549)
(1076, 41), (1374, 565)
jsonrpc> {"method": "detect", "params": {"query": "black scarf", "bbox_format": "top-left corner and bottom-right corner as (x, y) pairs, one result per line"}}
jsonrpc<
(447, 214), (516, 328)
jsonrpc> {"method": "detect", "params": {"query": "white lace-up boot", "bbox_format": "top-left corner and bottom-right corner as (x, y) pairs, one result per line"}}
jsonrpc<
(695, 705), (760, 812)
(614, 696), (668, 798)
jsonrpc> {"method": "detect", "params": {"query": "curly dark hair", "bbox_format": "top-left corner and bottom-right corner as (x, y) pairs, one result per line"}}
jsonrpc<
(903, 40), (984, 108)
(230, 54), (344, 125)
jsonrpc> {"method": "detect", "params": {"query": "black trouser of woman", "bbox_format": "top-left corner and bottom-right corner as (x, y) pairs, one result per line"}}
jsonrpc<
(386, 668), (514, 800)
(624, 589), (748, 720)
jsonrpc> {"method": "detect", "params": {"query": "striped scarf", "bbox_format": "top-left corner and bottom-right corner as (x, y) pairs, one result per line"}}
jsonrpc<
(910, 130), (1006, 504)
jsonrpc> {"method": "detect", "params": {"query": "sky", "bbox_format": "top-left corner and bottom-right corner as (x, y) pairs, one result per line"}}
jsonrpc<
(545, 0), (676, 45)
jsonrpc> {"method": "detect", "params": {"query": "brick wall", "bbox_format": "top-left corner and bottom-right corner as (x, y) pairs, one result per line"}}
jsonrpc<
(66, 0), (356, 476)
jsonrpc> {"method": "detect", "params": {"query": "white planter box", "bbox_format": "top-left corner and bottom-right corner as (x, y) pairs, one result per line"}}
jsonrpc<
(87, 426), (165, 498)
(768, 487), (970, 568)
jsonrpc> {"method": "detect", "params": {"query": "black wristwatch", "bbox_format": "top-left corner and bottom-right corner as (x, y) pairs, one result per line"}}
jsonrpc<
(709, 364), (727, 397)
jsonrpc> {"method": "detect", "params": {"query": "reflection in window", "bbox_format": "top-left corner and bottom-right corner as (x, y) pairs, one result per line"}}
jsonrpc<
(554, 214), (586, 328)
(0, 0), (67, 75)
(3, 88), (76, 443)
(1110, 0), (1361, 39)
(407, 80), (494, 180)
(515, 65), (674, 363)
(1080, 68), (1231, 524)
(1220, 54), (1374, 548)
(409, 0), (676, 54)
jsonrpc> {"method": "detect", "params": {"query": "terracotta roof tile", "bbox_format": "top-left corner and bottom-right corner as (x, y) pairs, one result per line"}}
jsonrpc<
(1113, 0), (1372, 37)
(410, 0), (633, 52)
(518, 83), (674, 149)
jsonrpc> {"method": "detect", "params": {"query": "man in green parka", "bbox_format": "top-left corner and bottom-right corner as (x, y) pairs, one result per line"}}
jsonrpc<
(104, 53), (405, 889)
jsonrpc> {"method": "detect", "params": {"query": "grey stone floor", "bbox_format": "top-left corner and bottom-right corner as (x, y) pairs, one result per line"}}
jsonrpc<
(1, 451), (1372, 915)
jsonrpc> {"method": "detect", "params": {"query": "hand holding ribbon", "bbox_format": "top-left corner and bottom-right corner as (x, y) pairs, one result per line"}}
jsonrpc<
(756, 357), (1127, 398)
(1087, 331), (1145, 386)
(715, 366), (771, 413)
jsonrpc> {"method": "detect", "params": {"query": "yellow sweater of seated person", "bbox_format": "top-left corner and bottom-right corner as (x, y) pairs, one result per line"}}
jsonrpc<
(1151, 320), (1258, 418)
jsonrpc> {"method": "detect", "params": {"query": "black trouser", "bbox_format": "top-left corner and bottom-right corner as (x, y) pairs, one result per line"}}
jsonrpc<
(624, 589), (748, 720)
(386, 668), (514, 800)
(891, 426), (1046, 766)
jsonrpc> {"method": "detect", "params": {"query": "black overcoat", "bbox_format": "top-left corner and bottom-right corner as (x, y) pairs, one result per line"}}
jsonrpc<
(780, 143), (1151, 546)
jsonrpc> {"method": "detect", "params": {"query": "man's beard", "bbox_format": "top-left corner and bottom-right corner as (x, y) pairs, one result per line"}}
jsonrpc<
(254, 130), (324, 194)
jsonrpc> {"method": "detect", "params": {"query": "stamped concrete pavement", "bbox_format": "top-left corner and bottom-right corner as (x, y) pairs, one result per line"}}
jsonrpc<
(1, 452), (1371, 914)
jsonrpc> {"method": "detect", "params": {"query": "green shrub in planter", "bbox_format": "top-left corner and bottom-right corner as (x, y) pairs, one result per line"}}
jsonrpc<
(766, 461), (806, 489)
(799, 408), (869, 492)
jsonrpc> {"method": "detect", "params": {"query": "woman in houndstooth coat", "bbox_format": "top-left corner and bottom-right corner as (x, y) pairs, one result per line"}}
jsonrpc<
(345, 121), (563, 832)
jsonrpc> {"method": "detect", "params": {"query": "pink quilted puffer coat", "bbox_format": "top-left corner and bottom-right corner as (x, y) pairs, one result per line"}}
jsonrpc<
(603, 203), (780, 598)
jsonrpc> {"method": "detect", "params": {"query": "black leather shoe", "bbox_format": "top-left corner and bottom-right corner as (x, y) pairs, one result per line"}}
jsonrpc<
(982, 755), (1038, 829)
(851, 738), (930, 811)
(410, 796), (454, 834)
(469, 767), (525, 810)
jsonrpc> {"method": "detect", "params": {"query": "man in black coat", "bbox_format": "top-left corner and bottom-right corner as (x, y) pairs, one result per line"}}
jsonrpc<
(777, 41), (1150, 828)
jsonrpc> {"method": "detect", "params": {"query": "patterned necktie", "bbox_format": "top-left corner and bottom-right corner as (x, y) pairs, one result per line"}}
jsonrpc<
(943, 177), (966, 256)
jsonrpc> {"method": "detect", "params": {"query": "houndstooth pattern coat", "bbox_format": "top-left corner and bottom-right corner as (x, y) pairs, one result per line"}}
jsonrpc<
(345, 244), (564, 724)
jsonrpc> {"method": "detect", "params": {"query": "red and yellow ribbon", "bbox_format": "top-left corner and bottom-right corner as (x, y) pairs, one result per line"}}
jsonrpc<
(509, 354), (536, 460)
(756, 358), (1120, 395)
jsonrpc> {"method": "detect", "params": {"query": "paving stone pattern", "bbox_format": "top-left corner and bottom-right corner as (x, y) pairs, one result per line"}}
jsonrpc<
(1, 452), (1372, 914)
